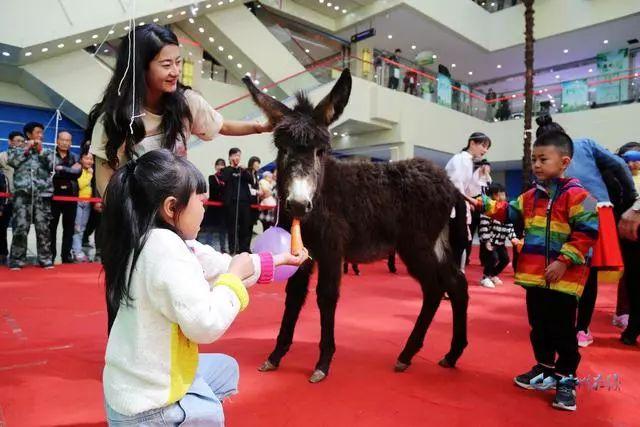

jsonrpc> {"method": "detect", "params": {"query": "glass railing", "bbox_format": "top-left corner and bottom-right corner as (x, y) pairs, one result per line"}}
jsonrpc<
(348, 54), (640, 122)
(211, 50), (640, 125)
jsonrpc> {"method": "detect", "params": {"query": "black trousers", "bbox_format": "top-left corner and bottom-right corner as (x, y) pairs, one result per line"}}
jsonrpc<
(526, 287), (580, 376)
(467, 209), (481, 264)
(576, 268), (598, 333)
(481, 245), (510, 277)
(225, 202), (252, 254)
(50, 199), (76, 261)
(388, 76), (399, 90)
(621, 240), (640, 340)
(0, 203), (12, 257)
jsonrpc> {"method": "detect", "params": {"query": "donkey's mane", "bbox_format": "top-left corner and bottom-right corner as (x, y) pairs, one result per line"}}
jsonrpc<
(276, 91), (329, 149)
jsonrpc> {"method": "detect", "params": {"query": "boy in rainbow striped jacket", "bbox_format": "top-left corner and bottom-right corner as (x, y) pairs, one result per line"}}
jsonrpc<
(471, 129), (598, 412)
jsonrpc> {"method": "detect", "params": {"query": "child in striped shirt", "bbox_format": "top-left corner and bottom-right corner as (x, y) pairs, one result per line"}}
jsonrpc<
(478, 183), (519, 288)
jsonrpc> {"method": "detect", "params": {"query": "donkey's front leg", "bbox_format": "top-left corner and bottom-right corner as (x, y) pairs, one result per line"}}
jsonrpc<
(259, 261), (313, 372)
(309, 257), (342, 383)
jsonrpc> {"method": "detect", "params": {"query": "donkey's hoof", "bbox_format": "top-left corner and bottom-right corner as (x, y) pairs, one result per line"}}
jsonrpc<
(309, 369), (327, 383)
(394, 360), (410, 372)
(258, 360), (278, 372)
(438, 357), (455, 369)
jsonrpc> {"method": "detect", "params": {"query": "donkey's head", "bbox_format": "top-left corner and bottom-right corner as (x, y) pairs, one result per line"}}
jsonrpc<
(242, 69), (352, 218)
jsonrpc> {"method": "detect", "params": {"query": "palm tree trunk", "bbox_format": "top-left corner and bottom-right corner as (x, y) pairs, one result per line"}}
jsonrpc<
(522, 0), (535, 190)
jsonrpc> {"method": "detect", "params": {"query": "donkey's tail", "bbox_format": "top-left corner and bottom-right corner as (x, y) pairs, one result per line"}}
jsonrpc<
(448, 195), (469, 270)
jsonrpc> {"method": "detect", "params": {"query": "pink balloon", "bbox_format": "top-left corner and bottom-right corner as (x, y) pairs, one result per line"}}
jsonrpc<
(251, 227), (299, 281)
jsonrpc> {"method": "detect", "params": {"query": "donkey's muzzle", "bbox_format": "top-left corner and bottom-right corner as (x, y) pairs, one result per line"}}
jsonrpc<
(286, 199), (313, 217)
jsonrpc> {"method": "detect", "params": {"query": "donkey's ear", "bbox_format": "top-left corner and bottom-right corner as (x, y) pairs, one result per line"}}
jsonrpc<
(313, 68), (352, 126)
(242, 76), (292, 126)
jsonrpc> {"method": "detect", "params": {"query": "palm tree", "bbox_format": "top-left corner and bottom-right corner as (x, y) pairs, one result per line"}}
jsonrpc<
(522, 0), (535, 189)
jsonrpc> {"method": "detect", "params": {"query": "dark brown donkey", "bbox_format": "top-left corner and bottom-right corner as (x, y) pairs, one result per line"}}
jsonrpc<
(242, 69), (469, 383)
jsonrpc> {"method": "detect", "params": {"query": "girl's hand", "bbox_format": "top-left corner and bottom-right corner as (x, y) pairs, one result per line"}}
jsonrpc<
(274, 248), (309, 267)
(228, 253), (256, 280)
(545, 260), (567, 283)
(511, 238), (520, 247)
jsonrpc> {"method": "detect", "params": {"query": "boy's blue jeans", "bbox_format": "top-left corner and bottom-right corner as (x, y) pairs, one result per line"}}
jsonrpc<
(105, 354), (239, 426)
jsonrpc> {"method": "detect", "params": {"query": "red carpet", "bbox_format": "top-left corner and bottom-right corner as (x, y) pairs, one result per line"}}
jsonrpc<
(1, 259), (638, 426)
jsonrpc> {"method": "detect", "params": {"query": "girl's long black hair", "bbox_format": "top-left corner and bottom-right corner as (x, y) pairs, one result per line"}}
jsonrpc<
(88, 24), (192, 169)
(102, 149), (206, 332)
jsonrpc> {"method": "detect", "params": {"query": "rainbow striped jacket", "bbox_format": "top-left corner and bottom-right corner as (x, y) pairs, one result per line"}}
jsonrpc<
(477, 178), (598, 298)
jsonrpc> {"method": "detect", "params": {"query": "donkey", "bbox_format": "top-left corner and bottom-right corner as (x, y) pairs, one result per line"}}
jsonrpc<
(242, 69), (469, 383)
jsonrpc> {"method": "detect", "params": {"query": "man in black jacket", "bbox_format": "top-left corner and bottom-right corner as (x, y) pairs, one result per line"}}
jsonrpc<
(221, 148), (253, 254)
(50, 131), (81, 263)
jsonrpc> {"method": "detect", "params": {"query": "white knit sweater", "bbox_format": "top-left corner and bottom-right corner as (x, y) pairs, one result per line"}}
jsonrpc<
(103, 228), (261, 416)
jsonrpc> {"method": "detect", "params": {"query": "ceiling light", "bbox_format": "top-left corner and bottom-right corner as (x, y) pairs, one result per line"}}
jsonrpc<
(57, 43), (64, 48)
(237, 63), (242, 68)
(75, 38), (82, 43)
(342, 9), (347, 13)
(341, 133), (347, 137)
(138, 21), (145, 26)
(153, 18), (159, 23)
(511, 94), (516, 98)
(468, 71), (473, 75)
(208, 37), (215, 42)
(41, 47), (49, 52)
(451, 63), (456, 67)
(24, 51), (32, 57)
(218, 46), (224, 51)
(563, 49), (568, 53)
(432, 54), (437, 59)
(104, 49), (109, 53)
(227, 54), (233, 60)
(92, 34), (98, 39)
(491, 2), (496, 6)
(189, 18), (195, 23)
(2, 51), (10, 56)
(180, 10), (187, 15)
(254, 80), (260, 85)
(411, 45), (416, 50)
(305, 48), (310, 53)
(230, 0), (235, 3)
(206, 3), (212, 8)
(188, 52), (193, 56)
(333, 132), (338, 136)
(198, 27), (205, 33)
(327, 2), (332, 6)
(218, 1), (223, 4)
(544, 88), (548, 92)
(555, 74), (560, 79)
(245, 72), (251, 77)
(124, 26), (130, 30)
(334, 5), (340, 10)
(497, 64), (502, 69)
(108, 30), (115, 34)
(319, 0), (324, 3)
(603, 39), (608, 44)
(387, 34), (393, 39)
(167, 14), (173, 18)
(588, 68), (593, 73)
(263, 88), (268, 92)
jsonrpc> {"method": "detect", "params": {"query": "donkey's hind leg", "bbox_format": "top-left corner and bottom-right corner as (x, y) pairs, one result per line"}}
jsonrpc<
(395, 245), (444, 372)
(439, 270), (469, 368)
(259, 261), (313, 372)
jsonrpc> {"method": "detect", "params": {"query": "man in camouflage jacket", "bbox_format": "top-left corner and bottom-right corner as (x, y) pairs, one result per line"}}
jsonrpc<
(8, 122), (54, 269)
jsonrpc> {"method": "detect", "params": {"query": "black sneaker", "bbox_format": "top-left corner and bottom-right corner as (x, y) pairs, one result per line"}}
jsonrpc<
(41, 262), (54, 270)
(514, 364), (557, 390)
(553, 376), (577, 411)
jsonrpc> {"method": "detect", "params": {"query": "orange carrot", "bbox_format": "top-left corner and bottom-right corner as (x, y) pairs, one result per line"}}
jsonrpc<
(291, 218), (303, 255)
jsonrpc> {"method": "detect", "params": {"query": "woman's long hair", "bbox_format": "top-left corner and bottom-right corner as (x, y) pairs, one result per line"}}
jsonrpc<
(102, 149), (206, 332)
(88, 24), (192, 169)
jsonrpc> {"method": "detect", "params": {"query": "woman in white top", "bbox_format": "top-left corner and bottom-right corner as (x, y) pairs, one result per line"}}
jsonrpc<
(445, 132), (492, 266)
(89, 24), (270, 196)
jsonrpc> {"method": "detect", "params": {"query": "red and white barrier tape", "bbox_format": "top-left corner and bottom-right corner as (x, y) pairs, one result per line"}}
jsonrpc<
(0, 192), (273, 211)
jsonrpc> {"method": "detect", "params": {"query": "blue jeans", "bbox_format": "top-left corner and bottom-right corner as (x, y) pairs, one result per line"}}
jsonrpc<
(105, 354), (239, 426)
(72, 202), (92, 256)
(197, 226), (227, 253)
